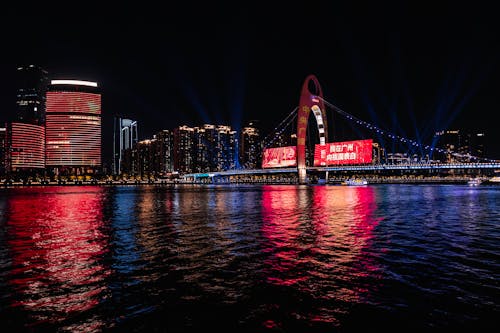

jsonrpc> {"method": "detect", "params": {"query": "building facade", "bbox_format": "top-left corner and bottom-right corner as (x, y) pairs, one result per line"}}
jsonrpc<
(239, 120), (261, 169)
(173, 125), (195, 173)
(45, 80), (101, 176)
(16, 65), (49, 125)
(113, 117), (138, 175)
(0, 127), (5, 177)
(434, 130), (486, 162)
(5, 123), (45, 172)
(153, 130), (174, 175)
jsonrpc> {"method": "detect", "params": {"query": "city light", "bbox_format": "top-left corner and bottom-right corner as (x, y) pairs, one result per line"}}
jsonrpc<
(51, 80), (98, 87)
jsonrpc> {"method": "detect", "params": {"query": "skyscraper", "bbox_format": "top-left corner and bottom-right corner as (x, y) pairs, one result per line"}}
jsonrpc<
(153, 130), (174, 175)
(113, 117), (138, 175)
(16, 65), (49, 125)
(45, 80), (101, 176)
(240, 120), (261, 169)
(5, 123), (45, 171)
(173, 125), (195, 173)
(0, 127), (5, 176)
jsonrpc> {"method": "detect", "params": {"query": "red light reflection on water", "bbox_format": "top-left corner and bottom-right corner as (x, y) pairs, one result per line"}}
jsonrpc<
(261, 186), (310, 286)
(5, 187), (109, 328)
(261, 185), (381, 324)
(310, 186), (380, 274)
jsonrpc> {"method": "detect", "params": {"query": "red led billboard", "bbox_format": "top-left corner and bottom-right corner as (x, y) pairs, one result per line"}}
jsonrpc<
(9, 123), (45, 169)
(262, 146), (297, 168)
(313, 139), (373, 166)
(46, 91), (101, 167)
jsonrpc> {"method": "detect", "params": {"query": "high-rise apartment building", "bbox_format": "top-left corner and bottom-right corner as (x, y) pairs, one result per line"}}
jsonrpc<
(435, 130), (487, 162)
(215, 125), (237, 171)
(434, 130), (461, 163)
(459, 132), (486, 161)
(192, 124), (237, 172)
(45, 80), (101, 175)
(173, 125), (195, 173)
(240, 120), (261, 169)
(153, 130), (174, 175)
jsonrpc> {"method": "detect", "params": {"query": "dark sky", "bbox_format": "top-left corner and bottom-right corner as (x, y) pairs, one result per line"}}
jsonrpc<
(1, 1), (500, 160)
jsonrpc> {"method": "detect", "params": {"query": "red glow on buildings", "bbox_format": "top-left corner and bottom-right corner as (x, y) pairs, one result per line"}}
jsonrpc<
(45, 91), (101, 167)
(7, 122), (45, 169)
(262, 146), (297, 168)
(313, 139), (373, 166)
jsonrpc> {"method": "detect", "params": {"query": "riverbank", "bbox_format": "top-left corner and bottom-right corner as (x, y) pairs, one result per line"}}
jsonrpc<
(1, 176), (498, 186)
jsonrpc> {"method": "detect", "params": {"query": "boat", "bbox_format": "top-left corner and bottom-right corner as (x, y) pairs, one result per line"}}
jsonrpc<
(487, 176), (500, 183)
(342, 178), (368, 186)
(467, 178), (482, 186)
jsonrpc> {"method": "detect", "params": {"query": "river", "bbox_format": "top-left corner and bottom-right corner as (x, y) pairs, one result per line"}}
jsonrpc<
(0, 184), (498, 332)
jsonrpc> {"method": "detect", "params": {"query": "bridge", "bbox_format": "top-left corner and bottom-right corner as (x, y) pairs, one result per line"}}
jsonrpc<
(185, 75), (500, 184)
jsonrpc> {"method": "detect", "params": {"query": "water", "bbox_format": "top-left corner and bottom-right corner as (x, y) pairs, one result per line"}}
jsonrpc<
(0, 184), (498, 332)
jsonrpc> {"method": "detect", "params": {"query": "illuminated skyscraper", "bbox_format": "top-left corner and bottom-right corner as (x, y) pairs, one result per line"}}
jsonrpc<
(434, 129), (486, 162)
(0, 127), (5, 176)
(239, 120), (261, 169)
(173, 125), (195, 173)
(192, 124), (237, 172)
(153, 130), (174, 175)
(16, 65), (49, 125)
(214, 125), (237, 171)
(45, 80), (101, 175)
(5, 123), (45, 171)
(459, 132), (486, 161)
(434, 130), (461, 163)
(113, 117), (138, 175)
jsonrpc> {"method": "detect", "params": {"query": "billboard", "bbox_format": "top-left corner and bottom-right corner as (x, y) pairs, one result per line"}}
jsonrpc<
(262, 146), (297, 168)
(314, 139), (373, 166)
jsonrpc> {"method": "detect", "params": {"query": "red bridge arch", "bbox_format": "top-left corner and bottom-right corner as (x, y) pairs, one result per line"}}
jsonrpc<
(297, 75), (328, 184)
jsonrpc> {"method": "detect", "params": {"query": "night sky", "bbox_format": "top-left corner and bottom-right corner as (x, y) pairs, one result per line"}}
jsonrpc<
(1, 1), (499, 160)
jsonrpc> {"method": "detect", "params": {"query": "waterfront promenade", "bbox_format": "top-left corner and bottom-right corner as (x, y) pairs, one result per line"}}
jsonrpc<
(1, 174), (497, 186)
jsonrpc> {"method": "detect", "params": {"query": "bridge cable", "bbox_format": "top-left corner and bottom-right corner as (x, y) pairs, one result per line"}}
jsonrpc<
(318, 96), (497, 163)
(262, 106), (298, 149)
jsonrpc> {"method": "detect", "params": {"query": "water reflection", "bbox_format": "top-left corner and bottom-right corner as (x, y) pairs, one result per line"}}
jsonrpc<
(4, 187), (109, 331)
(310, 186), (382, 296)
(261, 185), (309, 286)
(261, 185), (381, 326)
(0, 184), (497, 332)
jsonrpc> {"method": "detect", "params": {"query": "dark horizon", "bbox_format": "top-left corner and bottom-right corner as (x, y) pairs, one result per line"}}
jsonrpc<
(1, 2), (500, 160)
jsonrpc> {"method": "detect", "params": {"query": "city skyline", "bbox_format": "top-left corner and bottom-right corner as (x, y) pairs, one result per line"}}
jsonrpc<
(1, 2), (500, 159)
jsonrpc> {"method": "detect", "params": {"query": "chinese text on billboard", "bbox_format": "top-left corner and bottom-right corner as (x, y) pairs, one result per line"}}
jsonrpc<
(262, 146), (297, 168)
(313, 139), (373, 166)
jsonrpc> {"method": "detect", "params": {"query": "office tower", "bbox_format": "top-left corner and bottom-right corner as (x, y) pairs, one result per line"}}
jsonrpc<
(0, 127), (5, 176)
(45, 80), (101, 175)
(16, 65), (49, 125)
(5, 123), (45, 171)
(113, 117), (138, 175)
